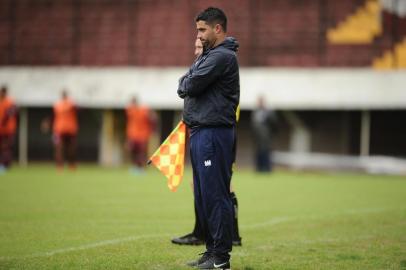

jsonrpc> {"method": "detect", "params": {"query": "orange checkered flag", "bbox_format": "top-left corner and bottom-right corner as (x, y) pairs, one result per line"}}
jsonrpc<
(148, 121), (186, 192)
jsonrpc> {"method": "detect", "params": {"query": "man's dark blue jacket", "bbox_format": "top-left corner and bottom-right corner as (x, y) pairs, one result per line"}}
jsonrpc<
(178, 37), (240, 128)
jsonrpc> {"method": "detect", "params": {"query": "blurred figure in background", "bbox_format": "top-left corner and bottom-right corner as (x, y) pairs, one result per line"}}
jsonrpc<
(194, 37), (204, 57)
(171, 38), (242, 247)
(251, 95), (277, 172)
(0, 86), (17, 172)
(42, 90), (78, 170)
(172, 38), (205, 245)
(125, 96), (156, 173)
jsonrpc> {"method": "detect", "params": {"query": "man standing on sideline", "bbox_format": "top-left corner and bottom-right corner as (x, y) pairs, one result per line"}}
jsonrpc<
(172, 38), (242, 248)
(251, 95), (277, 172)
(0, 86), (17, 172)
(125, 96), (156, 173)
(42, 90), (78, 170)
(177, 7), (240, 269)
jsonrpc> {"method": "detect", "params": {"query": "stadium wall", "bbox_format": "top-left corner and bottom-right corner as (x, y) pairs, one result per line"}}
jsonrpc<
(1, 0), (405, 67)
(1, 67), (406, 109)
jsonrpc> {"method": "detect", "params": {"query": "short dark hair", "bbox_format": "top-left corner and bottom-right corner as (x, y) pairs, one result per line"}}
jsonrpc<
(196, 7), (227, 32)
(61, 89), (68, 98)
(0, 86), (7, 95)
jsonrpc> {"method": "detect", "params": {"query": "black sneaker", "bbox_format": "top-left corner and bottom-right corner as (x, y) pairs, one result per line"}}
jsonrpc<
(171, 233), (205, 246)
(196, 256), (230, 269)
(186, 252), (211, 267)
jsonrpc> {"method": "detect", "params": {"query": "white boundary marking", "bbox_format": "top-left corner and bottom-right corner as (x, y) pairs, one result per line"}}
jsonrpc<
(0, 207), (398, 261)
(241, 207), (391, 230)
(241, 216), (294, 229)
(0, 233), (172, 261)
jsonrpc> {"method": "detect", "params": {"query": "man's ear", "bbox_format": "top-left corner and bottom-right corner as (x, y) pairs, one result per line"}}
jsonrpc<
(214, 24), (222, 34)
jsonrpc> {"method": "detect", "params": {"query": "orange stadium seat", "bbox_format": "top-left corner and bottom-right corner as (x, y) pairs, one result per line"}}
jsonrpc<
(327, 0), (382, 44)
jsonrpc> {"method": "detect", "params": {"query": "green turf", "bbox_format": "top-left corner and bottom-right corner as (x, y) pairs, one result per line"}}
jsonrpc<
(0, 165), (405, 269)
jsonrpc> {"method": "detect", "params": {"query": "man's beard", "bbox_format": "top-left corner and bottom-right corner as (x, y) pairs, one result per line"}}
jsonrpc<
(202, 40), (210, 51)
(202, 38), (215, 51)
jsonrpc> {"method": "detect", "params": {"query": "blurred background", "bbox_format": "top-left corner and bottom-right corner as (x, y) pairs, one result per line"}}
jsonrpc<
(0, 0), (405, 174)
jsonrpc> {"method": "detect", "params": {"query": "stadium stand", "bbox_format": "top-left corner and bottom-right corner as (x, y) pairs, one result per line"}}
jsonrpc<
(0, 0), (404, 68)
(372, 4), (406, 69)
(327, 0), (382, 44)
(373, 37), (406, 68)
(325, 0), (406, 68)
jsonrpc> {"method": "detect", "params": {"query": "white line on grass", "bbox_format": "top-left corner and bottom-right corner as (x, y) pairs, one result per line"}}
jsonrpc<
(0, 233), (172, 261)
(0, 206), (398, 261)
(240, 206), (396, 230)
(236, 235), (377, 256)
(241, 216), (295, 229)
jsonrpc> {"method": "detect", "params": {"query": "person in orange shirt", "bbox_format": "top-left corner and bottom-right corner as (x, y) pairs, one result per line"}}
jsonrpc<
(0, 86), (18, 170)
(126, 96), (156, 173)
(42, 90), (78, 170)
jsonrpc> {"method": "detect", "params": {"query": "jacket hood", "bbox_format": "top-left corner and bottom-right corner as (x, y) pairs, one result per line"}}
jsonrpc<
(222, 37), (239, 52)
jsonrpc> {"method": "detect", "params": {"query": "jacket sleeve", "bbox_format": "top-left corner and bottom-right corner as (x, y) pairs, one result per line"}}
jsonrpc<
(178, 52), (227, 97)
(177, 67), (193, 99)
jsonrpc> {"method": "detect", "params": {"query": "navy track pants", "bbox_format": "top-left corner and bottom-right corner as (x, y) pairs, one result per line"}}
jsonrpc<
(190, 126), (234, 260)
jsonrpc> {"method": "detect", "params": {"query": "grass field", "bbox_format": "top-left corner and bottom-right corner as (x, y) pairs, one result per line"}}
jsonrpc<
(0, 165), (405, 270)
